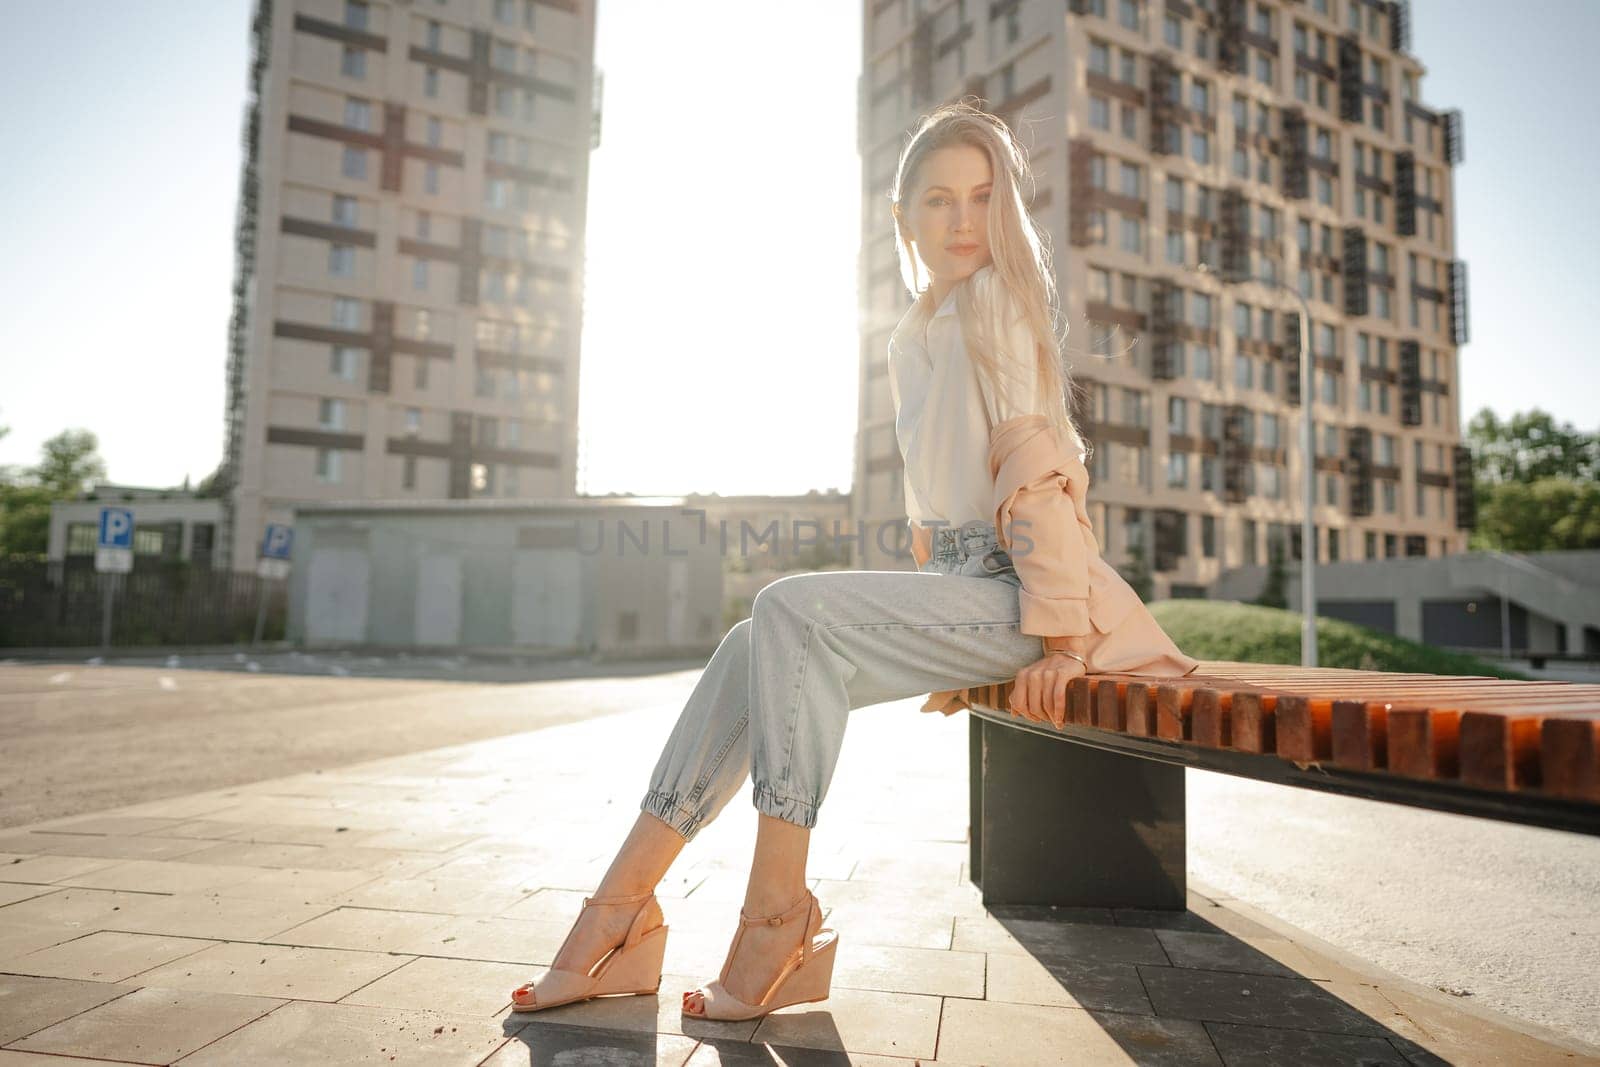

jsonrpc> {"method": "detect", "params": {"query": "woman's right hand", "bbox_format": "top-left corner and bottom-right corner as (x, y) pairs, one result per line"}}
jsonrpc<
(910, 522), (933, 568)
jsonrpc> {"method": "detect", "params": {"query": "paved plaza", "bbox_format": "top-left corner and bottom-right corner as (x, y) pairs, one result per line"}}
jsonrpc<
(1, 662), (1598, 1064)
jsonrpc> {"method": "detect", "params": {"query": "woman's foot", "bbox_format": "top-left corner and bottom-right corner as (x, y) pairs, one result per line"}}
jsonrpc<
(682, 889), (816, 1017)
(514, 892), (664, 1006)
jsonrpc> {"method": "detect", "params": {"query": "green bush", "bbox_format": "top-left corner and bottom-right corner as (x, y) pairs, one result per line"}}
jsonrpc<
(1150, 599), (1527, 679)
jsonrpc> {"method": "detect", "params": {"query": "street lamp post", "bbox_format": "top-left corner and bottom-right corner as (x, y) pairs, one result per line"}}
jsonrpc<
(1199, 263), (1318, 667)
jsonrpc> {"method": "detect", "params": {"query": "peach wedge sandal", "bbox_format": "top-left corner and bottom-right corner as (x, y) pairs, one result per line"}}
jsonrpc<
(510, 890), (669, 1013)
(682, 888), (839, 1022)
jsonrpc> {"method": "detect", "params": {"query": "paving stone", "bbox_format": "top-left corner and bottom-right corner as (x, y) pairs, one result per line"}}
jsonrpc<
(0, 1050), (144, 1065)
(197, 865), (382, 902)
(269, 905), (457, 953)
(4, 834), (219, 862)
(8, 985), (283, 1062)
(493, 971), (758, 1043)
(1153, 929), (1305, 979)
(1138, 967), (1393, 1036)
(145, 818), (259, 840)
(985, 951), (1153, 1013)
(748, 985), (942, 1059)
(201, 821), (379, 847)
(954, 914), (1168, 967)
(173, 998), (512, 1065)
(0, 856), (122, 884)
(31, 816), (188, 837)
(328, 874), (532, 916)
(937, 995), (1221, 1066)
(6, 929), (215, 983)
(338, 955), (534, 1017)
(819, 902), (953, 950)
(53, 858), (264, 895)
(0, 883), (57, 908)
(681, 1038), (961, 1065)
(0, 887), (170, 935)
(482, 1020), (699, 1066)
(1204, 1020), (1411, 1065)
(828, 941), (984, 999)
(407, 914), (567, 963)
(132, 940), (414, 1001)
(96, 891), (329, 941)
(0, 974), (136, 1046)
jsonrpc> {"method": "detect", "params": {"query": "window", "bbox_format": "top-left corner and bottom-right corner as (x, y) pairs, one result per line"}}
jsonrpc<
(412, 259), (429, 290)
(1119, 161), (1141, 198)
(426, 116), (442, 147)
(1119, 48), (1137, 85)
(416, 210), (431, 239)
(1190, 130), (1210, 164)
(1259, 412), (1279, 448)
(330, 345), (358, 380)
(1090, 95), (1110, 131)
(1089, 40), (1110, 77)
(426, 19), (442, 50)
(424, 66), (439, 97)
(1234, 302), (1252, 339)
(318, 397), (345, 430)
(1166, 176), (1184, 213)
(1254, 52), (1273, 86)
(1166, 396), (1189, 437)
(1166, 451), (1189, 488)
(344, 98), (372, 131)
(1121, 102), (1138, 140)
(344, 0), (369, 31)
(329, 244), (354, 277)
(1120, 215), (1143, 255)
(1166, 229), (1184, 265)
(1163, 13), (1182, 47)
(332, 194), (357, 227)
(1089, 154), (1106, 189)
(1192, 344), (1213, 381)
(405, 407), (421, 434)
(1190, 79), (1210, 115)
(494, 0), (515, 23)
(316, 448), (342, 483)
(1235, 354), (1254, 389)
(402, 455), (417, 490)
(1118, 0), (1140, 32)
(332, 296), (361, 328)
(341, 45), (366, 79)
(424, 162), (440, 195)
(342, 145), (367, 180)
(414, 354), (430, 389)
(1088, 267), (1111, 303)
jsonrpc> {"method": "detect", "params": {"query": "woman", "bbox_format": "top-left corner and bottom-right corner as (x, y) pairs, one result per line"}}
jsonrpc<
(509, 102), (1197, 1022)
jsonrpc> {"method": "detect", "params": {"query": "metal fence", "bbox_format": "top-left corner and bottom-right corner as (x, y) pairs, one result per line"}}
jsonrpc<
(0, 558), (286, 649)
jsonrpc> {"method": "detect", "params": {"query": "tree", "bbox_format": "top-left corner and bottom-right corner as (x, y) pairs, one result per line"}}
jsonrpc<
(1255, 541), (1289, 609)
(1466, 408), (1600, 552)
(1467, 408), (1598, 484)
(1474, 479), (1600, 552)
(0, 428), (108, 558)
(30, 430), (107, 498)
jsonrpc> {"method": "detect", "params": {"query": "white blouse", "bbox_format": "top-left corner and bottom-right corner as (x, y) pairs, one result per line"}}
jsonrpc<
(887, 264), (1045, 528)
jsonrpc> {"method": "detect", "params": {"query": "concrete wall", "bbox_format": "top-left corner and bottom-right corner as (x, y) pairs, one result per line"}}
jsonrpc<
(285, 501), (723, 657)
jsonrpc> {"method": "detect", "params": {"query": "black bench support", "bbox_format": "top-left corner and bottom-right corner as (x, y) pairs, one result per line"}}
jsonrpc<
(968, 713), (1186, 907)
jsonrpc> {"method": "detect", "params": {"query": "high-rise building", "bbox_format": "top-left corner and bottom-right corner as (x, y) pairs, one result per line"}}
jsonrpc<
(219, 0), (599, 572)
(856, 0), (1472, 597)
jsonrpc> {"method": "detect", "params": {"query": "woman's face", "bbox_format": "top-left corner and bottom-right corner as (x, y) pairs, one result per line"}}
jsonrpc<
(901, 143), (995, 287)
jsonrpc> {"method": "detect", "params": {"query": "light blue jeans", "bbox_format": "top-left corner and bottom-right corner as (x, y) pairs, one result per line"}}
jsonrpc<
(640, 521), (1043, 841)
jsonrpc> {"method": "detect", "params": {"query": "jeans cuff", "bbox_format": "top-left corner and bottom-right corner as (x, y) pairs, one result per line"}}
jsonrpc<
(750, 781), (820, 829)
(640, 789), (705, 841)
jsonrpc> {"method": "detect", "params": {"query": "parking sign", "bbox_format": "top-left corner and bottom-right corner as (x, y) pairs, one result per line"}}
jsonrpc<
(95, 507), (133, 574)
(261, 524), (293, 560)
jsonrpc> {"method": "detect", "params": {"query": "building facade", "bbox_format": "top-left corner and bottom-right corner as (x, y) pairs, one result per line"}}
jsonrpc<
(856, 0), (1473, 597)
(219, 0), (599, 572)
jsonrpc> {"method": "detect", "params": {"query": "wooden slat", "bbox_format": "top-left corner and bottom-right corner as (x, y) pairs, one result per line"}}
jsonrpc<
(1542, 717), (1600, 802)
(1231, 692), (1277, 753)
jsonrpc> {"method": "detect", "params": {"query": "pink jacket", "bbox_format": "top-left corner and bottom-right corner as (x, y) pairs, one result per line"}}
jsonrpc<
(919, 413), (1199, 716)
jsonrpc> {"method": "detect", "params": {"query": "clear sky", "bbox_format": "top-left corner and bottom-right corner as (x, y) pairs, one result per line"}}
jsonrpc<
(0, 0), (1593, 494)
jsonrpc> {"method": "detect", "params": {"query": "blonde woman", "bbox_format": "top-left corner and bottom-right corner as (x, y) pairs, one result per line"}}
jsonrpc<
(510, 102), (1196, 1022)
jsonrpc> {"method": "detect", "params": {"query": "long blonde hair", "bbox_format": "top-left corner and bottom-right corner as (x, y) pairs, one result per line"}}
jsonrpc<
(889, 100), (1085, 457)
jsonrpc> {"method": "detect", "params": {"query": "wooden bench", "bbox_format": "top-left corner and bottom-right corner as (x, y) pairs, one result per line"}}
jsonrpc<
(957, 663), (1600, 906)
